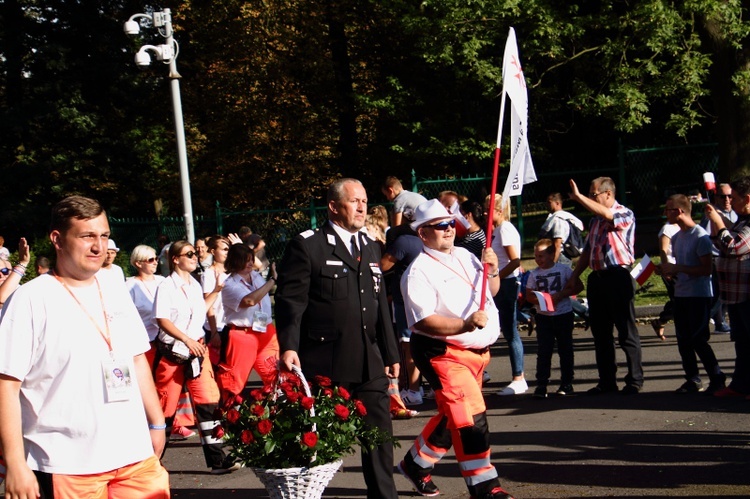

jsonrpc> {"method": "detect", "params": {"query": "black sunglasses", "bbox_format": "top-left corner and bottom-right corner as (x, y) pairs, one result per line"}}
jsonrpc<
(179, 251), (197, 258)
(0, 268), (9, 275)
(716, 194), (732, 199)
(141, 257), (158, 263)
(424, 220), (456, 231)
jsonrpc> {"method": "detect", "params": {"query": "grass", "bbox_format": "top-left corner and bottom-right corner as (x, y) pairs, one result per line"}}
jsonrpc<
(578, 264), (669, 307)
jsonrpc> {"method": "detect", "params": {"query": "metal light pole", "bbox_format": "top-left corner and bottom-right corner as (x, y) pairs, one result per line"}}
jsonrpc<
(124, 8), (195, 243)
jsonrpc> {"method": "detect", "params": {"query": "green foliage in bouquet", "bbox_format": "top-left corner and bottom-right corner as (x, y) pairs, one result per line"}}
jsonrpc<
(217, 372), (393, 469)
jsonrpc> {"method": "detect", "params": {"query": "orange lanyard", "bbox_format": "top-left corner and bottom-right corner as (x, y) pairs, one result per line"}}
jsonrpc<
(53, 273), (112, 353)
(423, 250), (478, 294)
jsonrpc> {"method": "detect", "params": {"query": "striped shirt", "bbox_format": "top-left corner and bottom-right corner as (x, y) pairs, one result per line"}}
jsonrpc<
(714, 215), (750, 304)
(584, 201), (635, 271)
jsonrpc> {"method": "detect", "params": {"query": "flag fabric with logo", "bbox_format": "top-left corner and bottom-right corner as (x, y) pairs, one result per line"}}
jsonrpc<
(501, 28), (536, 200)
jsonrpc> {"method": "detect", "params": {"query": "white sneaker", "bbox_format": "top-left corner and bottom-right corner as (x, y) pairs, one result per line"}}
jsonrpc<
(482, 370), (491, 383)
(496, 379), (528, 396)
(400, 388), (423, 406)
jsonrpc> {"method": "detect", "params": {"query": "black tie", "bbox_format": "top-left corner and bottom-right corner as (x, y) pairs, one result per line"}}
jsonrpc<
(350, 235), (360, 261)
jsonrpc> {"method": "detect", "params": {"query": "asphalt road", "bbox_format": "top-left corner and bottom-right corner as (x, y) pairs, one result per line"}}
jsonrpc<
(162, 319), (750, 498)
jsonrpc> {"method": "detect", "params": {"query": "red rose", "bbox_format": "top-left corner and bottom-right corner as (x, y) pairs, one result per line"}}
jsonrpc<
(337, 387), (351, 400)
(251, 404), (265, 417)
(262, 384), (273, 395)
(287, 391), (301, 403)
(315, 375), (332, 387)
(323, 388), (333, 398)
(301, 431), (318, 448)
(257, 419), (273, 435)
(334, 404), (350, 420)
(250, 389), (264, 401)
(212, 424), (225, 439)
(226, 408), (241, 424)
(234, 394), (244, 405)
(241, 429), (254, 444)
(300, 396), (315, 410)
(354, 399), (367, 417)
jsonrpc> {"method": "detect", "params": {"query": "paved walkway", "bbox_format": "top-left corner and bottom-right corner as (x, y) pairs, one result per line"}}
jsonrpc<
(164, 320), (750, 498)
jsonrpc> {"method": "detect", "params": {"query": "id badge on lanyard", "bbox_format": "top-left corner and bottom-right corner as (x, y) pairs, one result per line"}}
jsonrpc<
(102, 356), (133, 402)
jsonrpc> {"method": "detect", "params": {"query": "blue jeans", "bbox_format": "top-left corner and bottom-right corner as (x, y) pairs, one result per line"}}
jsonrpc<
(494, 277), (524, 377)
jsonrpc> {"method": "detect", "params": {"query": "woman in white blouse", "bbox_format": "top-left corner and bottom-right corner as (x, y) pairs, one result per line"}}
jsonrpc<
(153, 240), (239, 474)
(217, 243), (279, 405)
(125, 245), (165, 367)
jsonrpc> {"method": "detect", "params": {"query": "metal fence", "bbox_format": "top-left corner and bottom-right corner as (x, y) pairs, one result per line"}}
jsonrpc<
(110, 142), (720, 264)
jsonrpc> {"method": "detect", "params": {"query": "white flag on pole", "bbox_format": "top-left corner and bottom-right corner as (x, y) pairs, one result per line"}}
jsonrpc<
(501, 28), (536, 200)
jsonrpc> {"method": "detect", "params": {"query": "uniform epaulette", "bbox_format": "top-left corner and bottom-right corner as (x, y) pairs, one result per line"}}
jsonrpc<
(300, 229), (315, 239)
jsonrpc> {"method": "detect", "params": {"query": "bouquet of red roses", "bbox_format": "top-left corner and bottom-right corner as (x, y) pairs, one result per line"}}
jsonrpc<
(217, 368), (392, 469)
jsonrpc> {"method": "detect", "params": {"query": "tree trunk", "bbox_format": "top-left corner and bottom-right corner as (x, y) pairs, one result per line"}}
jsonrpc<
(698, 15), (750, 180)
(325, 4), (359, 178)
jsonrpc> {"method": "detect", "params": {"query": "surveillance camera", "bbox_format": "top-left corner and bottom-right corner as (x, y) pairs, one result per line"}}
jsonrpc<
(134, 51), (151, 67)
(123, 20), (140, 36)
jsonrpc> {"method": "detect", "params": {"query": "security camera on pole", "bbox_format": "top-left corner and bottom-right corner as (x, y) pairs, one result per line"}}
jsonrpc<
(124, 8), (195, 244)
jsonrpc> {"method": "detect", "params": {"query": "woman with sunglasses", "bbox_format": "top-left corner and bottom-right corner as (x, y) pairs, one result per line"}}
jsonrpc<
(126, 245), (165, 367)
(485, 193), (527, 397)
(153, 240), (239, 474)
(216, 243), (279, 406)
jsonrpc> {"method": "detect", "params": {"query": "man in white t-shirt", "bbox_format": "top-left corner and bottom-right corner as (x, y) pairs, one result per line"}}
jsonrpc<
(97, 238), (126, 286)
(538, 192), (584, 266)
(0, 195), (169, 498)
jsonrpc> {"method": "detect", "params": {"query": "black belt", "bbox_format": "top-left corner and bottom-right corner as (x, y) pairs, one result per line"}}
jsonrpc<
(591, 264), (632, 276)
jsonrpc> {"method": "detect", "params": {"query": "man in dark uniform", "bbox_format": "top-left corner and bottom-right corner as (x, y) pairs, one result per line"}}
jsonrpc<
(275, 178), (401, 499)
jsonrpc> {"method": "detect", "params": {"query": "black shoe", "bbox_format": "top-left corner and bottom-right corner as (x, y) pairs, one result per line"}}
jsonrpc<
(704, 374), (727, 395)
(675, 380), (702, 394)
(556, 384), (574, 396)
(471, 486), (516, 499)
(398, 460), (439, 497)
(211, 459), (242, 475)
(620, 384), (641, 395)
(587, 384), (619, 395)
(533, 386), (548, 399)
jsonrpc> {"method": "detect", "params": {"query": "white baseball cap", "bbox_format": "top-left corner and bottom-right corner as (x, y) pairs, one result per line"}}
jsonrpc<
(107, 239), (120, 252)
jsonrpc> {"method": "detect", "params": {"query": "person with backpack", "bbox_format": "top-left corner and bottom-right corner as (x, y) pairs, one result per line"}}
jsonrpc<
(539, 192), (585, 267)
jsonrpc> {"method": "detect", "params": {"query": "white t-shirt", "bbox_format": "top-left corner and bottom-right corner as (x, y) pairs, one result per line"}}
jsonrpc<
(401, 246), (500, 349)
(0, 274), (153, 474)
(526, 263), (575, 316)
(490, 221), (521, 279)
(658, 223), (680, 264)
(222, 272), (273, 327)
(154, 272), (206, 344)
(96, 264), (126, 286)
(201, 268), (228, 331)
(126, 275), (165, 341)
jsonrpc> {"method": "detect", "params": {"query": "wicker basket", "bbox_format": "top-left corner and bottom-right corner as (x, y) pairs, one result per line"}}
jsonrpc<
(251, 459), (343, 499)
(250, 365), (342, 498)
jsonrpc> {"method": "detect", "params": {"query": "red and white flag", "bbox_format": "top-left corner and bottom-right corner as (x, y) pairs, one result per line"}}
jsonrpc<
(631, 254), (655, 286)
(500, 28), (536, 201)
(532, 291), (555, 313)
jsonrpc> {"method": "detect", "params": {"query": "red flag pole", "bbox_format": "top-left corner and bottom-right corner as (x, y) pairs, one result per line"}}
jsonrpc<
(479, 147), (502, 310)
(480, 89), (507, 310)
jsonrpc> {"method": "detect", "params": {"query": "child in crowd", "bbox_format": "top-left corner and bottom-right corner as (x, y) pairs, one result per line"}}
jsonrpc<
(526, 239), (584, 398)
